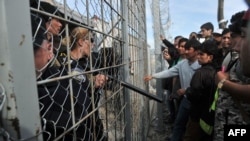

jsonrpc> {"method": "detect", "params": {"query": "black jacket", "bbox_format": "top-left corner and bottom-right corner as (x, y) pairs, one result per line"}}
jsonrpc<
(186, 64), (217, 121)
(37, 66), (96, 140)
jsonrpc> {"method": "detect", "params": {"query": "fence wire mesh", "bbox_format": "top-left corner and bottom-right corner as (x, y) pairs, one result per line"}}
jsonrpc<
(0, 0), (151, 141)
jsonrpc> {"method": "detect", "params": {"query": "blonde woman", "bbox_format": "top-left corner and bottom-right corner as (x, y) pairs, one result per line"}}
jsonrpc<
(61, 27), (107, 88)
(61, 27), (107, 140)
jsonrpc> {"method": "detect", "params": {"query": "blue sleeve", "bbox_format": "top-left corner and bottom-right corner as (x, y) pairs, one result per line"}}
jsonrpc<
(152, 63), (180, 78)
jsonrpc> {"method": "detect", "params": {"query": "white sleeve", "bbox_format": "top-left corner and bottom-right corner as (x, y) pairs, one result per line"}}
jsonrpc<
(152, 63), (179, 78)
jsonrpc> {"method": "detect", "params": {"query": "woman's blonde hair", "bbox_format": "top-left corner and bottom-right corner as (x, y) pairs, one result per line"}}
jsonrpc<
(62, 27), (92, 50)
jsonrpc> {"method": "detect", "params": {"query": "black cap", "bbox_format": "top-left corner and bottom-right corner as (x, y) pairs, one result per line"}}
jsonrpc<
(200, 22), (214, 31)
(31, 13), (47, 51)
(30, 0), (64, 22)
(228, 11), (245, 35)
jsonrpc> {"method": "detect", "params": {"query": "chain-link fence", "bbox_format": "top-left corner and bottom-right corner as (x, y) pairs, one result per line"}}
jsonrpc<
(0, 0), (158, 140)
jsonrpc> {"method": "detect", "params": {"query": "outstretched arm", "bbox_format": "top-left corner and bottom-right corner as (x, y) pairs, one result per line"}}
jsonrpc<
(144, 65), (179, 82)
(144, 75), (153, 82)
(160, 35), (174, 48)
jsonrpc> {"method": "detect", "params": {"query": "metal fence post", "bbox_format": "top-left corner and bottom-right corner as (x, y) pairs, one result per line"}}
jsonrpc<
(152, 0), (165, 132)
(0, 0), (43, 140)
(121, 0), (131, 140)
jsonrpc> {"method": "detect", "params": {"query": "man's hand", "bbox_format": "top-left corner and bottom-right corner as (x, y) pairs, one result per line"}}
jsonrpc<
(160, 35), (165, 41)
(177, 88), (186, 96)
(216, 71), (229, 84)
(95, 74), (108, 88)
(144, 75), (153, 82)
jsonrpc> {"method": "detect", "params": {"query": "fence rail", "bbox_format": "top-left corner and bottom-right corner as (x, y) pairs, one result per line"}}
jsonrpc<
(0, 0), (153, 141)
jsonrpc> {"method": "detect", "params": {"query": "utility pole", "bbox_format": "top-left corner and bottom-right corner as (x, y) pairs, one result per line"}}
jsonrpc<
(218, 0), (228, 29)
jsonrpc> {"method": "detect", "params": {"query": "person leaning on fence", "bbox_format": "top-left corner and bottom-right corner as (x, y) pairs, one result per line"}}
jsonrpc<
(170, 38), (188, 98)
(59, 26), (108, 141)
(170, 38), (188, 119)
(170, 39), (201, 141)
(144, 39), (201, 141)
(160, 35), (187, 124)
(183, 40), (221, 141)
(161, 44), (179, 124)
(160, 34), (183, 49)
(60, 26), (108, 91)
(30, 0), (66, 67)
(213, 10), (250, 141)
(31, 14), (103, 141)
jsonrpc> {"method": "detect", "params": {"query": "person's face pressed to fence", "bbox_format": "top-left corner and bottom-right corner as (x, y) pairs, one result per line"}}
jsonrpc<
(79, 34), (94, 57)
(69, 27), (94, 59)
(34, 40), (52, 71)
(46, 18), (62, 36)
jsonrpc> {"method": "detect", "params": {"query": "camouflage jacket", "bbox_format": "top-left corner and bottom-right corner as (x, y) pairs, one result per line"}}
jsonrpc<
(213, 61), (250, 141)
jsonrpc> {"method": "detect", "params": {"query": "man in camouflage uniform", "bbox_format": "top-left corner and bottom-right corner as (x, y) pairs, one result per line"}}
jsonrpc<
(213, 10), (250, 141)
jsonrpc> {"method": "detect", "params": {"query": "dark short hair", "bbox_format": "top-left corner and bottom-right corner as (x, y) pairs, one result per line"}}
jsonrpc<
(184, 39), (201, 50)
(222, 28), (230, 35)
(200, 22), (214, 32)
(174, 35), (183, 41)
(168, 47), (179, 59)
(228, 11), (245, 35)
(178, 38), (188, 46)
(199, 40), (218, 56)
(199, 40), (221, 69)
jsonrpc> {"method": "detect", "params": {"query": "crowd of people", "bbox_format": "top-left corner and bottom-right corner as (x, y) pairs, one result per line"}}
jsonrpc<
(30, 0), (108, 140)
(144, 3), (250, 141)
(28, 0), (250, 140)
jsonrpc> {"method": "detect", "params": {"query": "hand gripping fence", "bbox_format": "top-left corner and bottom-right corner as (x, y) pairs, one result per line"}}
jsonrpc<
(107, 75), (163, 103)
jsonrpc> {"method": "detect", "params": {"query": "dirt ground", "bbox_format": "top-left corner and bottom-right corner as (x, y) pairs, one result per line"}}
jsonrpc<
(146, 96), (174, 141)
